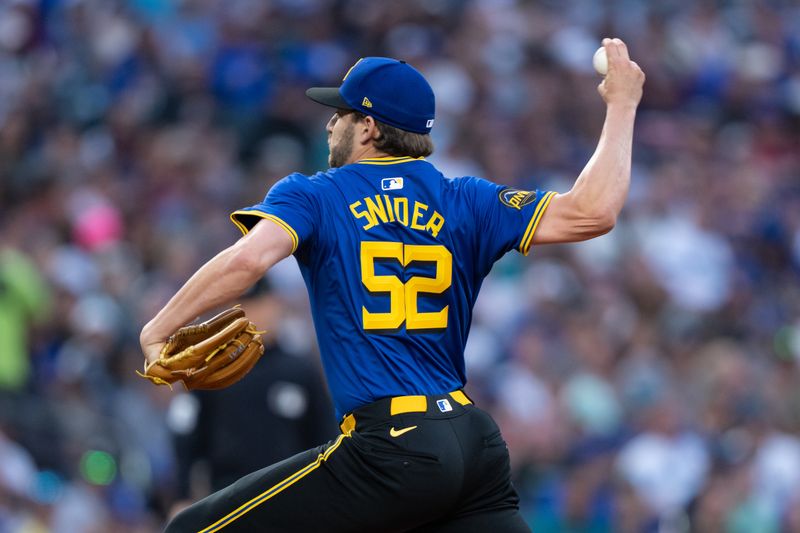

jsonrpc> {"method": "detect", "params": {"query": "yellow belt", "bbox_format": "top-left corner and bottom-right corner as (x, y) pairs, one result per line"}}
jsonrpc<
(339, 390), (471, 434)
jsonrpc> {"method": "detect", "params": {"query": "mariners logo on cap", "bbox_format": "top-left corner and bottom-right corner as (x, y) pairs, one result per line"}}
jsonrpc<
(381, 177), (403, 191)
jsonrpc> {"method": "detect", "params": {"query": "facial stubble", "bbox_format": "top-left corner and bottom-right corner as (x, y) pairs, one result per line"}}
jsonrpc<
(328, 121), (354, 168)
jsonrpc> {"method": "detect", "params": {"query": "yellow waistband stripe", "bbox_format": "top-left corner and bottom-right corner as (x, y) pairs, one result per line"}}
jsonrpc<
(449, 390), (471, 406)
(198, 433), (350, 532)
(390, 395), (427, 415)
(340, 391), (473, 433)
(339, 414), (356, 435)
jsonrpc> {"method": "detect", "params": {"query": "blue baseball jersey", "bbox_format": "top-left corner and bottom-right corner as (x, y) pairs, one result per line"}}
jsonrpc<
(231, 156), (555, 418)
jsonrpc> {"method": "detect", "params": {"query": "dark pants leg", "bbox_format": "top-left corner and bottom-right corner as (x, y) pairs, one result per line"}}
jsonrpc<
(165, 398), (530, 533)
(166, 437), (348, 533)
(412, 510), (531, 533)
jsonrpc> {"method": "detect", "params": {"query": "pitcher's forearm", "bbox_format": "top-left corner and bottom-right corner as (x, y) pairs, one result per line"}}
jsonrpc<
(141, 246), (263, 343)
(140, 219), (294, 364)
(570, 103), (637, 222)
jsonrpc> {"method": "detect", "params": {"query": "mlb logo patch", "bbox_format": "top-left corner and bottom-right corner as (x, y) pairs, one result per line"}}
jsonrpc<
(381, 177), (404, 191)
(436, 399), (453, 413)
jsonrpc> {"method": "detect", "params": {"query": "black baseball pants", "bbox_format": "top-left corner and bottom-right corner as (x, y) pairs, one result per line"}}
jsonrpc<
(165, 391), (530, 532)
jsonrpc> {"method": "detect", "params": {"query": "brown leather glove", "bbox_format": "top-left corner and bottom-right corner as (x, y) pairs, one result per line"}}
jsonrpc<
(138, 307), (264, 390)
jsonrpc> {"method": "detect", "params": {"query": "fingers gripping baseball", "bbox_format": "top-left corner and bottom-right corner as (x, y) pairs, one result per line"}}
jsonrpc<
(597, 38), (645, 107)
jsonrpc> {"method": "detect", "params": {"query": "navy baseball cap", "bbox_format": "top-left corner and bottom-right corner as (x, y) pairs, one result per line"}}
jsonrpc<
(306, 57), (435, 134)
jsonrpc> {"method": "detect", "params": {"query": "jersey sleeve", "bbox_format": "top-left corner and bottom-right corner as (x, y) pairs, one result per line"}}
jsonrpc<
(230, 172), (318, 254)
(466, 177), (556, 259)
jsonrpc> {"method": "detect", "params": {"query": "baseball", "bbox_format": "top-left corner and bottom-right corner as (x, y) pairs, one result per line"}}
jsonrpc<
(593, 46), (608, 76)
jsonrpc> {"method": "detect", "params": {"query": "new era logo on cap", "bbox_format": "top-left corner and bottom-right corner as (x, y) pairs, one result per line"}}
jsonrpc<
(381, 177), (403, 191)
(362, 97), (373, 108)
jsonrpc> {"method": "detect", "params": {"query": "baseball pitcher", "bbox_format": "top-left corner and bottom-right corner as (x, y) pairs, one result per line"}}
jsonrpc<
(141, 38), (644, 532)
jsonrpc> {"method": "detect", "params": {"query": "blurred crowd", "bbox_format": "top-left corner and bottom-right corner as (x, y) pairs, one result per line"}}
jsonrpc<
(1, 0), (800, 531)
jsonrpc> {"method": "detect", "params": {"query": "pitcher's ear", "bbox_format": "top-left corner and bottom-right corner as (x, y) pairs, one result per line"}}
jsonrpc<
(363, 115), (382, 140)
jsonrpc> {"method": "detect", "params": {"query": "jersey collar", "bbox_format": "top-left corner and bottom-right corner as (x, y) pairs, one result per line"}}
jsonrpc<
(355, 156), (425, 165)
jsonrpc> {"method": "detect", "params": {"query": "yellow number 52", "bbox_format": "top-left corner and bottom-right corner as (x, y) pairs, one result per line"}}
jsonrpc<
(360, 241), (452, 331)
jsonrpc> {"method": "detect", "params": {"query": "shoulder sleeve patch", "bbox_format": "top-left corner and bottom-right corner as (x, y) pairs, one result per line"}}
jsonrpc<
(498, 188), (537, 210)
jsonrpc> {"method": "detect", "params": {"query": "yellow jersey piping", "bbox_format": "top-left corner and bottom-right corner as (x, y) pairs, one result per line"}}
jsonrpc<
(356, 156), (424, 165)
(519, 191), (556, 256)
(229, 210), (299, 254)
